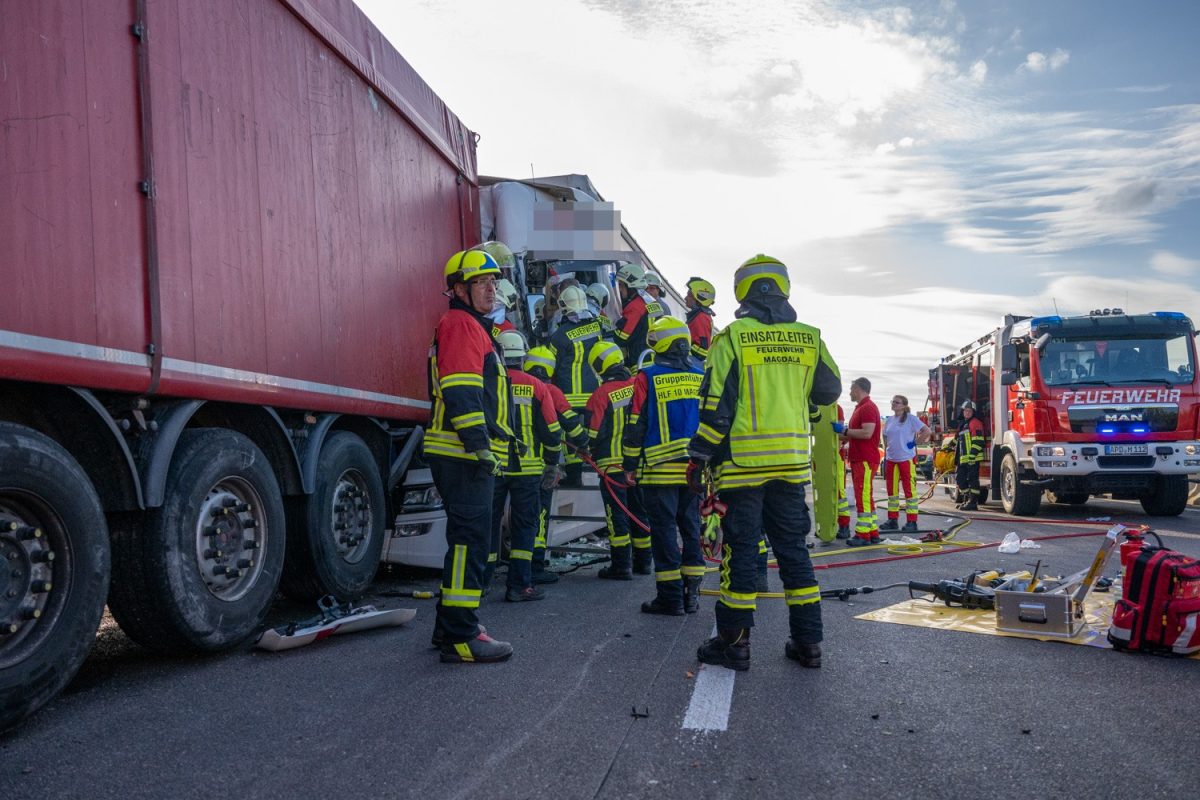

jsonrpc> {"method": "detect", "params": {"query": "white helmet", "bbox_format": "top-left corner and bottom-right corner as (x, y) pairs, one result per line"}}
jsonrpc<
(585, 282), (610, 309)
(616, 263), (647, 290)
(645, 270), (664, 291)
(558, 285), (589, 315)
(496, 330), (528, 362)
(495, 278), (519, 311)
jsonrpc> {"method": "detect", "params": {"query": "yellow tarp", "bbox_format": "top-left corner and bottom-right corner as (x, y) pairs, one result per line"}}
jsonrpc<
(858, 590), (1200, 659)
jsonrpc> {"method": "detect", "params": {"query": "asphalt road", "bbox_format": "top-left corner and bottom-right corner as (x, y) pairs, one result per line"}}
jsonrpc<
(3, 487), (1199, 799)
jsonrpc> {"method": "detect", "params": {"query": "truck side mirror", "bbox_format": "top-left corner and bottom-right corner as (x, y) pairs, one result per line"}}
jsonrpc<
(1001, 372), (1017, 386)
(1000, 344), (1017, 370)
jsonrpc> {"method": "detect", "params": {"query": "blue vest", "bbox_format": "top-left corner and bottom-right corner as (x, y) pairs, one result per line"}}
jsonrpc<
(639, 362), (703, 465)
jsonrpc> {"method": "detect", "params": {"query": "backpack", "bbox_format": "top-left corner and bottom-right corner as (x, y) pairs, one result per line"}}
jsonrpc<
(1108, 546), (1200, 656)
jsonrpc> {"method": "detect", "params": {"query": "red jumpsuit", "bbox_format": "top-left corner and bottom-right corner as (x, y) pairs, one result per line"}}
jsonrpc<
(847, 395), (882, 542)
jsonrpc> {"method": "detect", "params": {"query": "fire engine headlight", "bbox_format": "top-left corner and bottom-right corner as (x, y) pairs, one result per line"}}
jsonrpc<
(1036, 446), (1066, 457)
(1185, 445), (1198, 456)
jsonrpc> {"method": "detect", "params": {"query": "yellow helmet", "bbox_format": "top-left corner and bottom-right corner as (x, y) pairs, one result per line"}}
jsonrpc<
(469, 240), (515, 269)
(647, 316), (690, 353)
(733, 254), (790, 302)
(589, 341), (624, 376)
(523, 346), (556, 377)
(686, 277), (716, 308)
(496, 330), (528, 362)
(444, 250), (501, 289)
(616, 263), (647, 290)
(495, 278), (519, 311)
(558, 285), (589, 314)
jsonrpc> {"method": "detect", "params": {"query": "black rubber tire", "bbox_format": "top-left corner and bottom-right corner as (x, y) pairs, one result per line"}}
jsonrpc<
(999, 452), (1042, 516)
(280, 432), (385, 601)
(1047, 491), (1088, 506)
(108, 429), (284, 652)
(1139, 474), (1189, 516)
(0, 423), (109, 733)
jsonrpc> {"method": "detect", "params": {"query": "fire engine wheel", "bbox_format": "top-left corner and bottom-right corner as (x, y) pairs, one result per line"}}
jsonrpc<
(0, 423), (109, 733)
(1139, 474), (1188, 517)
(999, 453), (1041, 516)
(281, 432), (384, 601)
(108, 429), (285, 652)
(1046, 491), (1088, 506)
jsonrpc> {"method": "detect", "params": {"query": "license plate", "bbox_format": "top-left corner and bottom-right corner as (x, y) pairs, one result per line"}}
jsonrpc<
(1105, 444), (1148, 455)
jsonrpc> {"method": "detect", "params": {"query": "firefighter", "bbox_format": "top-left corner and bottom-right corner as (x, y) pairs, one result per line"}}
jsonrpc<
(614, 263), (665, 370)
(586, 282), (615, 337)
(548, 285), (606, 486)
(423, 249), (516, 663)
(843, 377), (882, 548)
(956, 399), (985, 511)
(486, 331), (562, 601)
(684, 277), (717, 362)
(834, 405), (852, 539)
(622, 317), (705, 615)
(489, 278), (520, 338)
(687, 254), (841, 671)
(523, 345), (589, 584)
(583, 341), (642, 579)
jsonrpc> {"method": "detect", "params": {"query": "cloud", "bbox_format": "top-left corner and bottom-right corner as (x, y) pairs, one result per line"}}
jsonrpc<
(1116, 84), (1171, 94)
(969, 59), (987, 83)
(1022, 48), (1069, 73)
(1150, 251), (1200, 277)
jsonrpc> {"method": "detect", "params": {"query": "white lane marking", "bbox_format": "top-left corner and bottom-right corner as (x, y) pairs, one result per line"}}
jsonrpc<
(682, 626), (735, 732)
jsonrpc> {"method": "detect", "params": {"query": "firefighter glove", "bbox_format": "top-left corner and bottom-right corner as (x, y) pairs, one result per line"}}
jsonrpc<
(474, 449), (503, 476)
(540, 464), (562, 491)
(686, 458), (707, 496)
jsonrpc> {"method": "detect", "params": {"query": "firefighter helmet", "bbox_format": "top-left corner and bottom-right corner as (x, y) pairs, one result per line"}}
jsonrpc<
(616, 263), (648, 290)
(645, 271), (665, 291)
(589, 341), (623, 376)
(496, 330), (528, 362)
(647, 316), (690, 354)
(524, 346), (556, 378)
(585, 282), (610, 309)
(686, 277), (716, 308)
(495, 278), (519, 311)
(733, 254), (790, 302)
(469, 240), (515, 269)
(961, 400), (976, 412)
(443, 250), (501, 289)
(558, 285), (589, 314)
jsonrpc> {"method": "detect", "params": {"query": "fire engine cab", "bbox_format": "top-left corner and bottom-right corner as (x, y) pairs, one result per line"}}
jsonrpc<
(927, 309), (1200, 516)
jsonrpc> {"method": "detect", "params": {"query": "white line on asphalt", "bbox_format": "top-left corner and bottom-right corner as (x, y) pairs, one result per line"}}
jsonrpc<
(682, 626), (735, 732)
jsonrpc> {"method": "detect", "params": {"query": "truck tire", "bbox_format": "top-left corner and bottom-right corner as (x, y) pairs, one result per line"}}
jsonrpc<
(1046, 491), (1088, 506)
(281, 432), (385, 600)
(999, 452), (1041, 516)
(1139, 474), (1189, 517)
(108, 429), (284, 652)
(0, 423), (110, 733)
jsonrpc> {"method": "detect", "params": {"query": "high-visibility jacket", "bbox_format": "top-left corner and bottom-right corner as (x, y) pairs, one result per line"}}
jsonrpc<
(491, 318), (515, 339)
(688, 316), (840, 491)
(540, 379), (588, 451)
(584, 373), (635, 473)
(956, 416), (986, 465)
(615, 294), (665, 369)
(622, 359), (703, 485)
(506, 369), (562, 476)
(548, 316), (606, 409)
(424, 300), (514, 463)
(686, 307), (715, 362)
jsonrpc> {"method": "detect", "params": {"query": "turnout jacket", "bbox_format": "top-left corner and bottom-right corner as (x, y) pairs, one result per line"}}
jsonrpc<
(584, 369), (636, 473)
(549, 315), (607, 409)
(506, 369), (563, 476)
(686, 307), (716, 361)
(541, 379), (589, 452)
(687, 297), (841, 491)
(424, 299), (515, 464)
(956, 415), (986, 465)
(615, 293), (665, 369)
(622, 352), (703, 485)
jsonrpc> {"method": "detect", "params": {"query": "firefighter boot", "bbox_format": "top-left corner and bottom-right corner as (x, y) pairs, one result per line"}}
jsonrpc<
(879, 519), (898, 531)
(439, 631), (513, 664)
(531, 561), (560, 584)
(431, 623), (486, 650)
(598, 544), (633, 580)
(505, 585), (546, 602)
(901, 521), (919, 533)
(960, 495), (978, 512)
(785, 639), (822, 669)
(641, 588), (685, 616)
(835, 525), (852, 540)
(632, 547), (653, 575)
(683, 576), (703, 614)
(697, 628), (750, 671)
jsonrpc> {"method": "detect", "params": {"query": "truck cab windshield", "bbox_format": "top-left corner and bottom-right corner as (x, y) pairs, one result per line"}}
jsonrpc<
(1038, 333), (1195, 386)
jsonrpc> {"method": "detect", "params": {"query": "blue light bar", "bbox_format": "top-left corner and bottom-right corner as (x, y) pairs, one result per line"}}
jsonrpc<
(1029, 315), (1062, 329)
(1130, 425), (1149, 435)
(1152, 311), (1187, 319)
(1098, 425), (1116, 435)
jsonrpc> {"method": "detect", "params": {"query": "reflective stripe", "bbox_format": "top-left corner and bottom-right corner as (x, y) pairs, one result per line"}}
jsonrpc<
(442, 373), (484, 389)
(451, 411), (485, 428)
(632, 537), (651, 549)
(696, 422), (724, 445)
(454, 642), (474, 660)
(785, 586), (821, 607)
(681, 565), (706, 577)
(510, 549), (533, 561)
(656, 569), (682, 582)
(720, 588), (757, 610)
(758, 538), (768, 555)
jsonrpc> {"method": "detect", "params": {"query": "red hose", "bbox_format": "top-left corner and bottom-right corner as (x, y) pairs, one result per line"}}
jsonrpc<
(563, 442), (651, 533)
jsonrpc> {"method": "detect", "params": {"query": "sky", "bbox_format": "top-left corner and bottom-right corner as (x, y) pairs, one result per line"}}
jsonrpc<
(356, 0), (1200, 412)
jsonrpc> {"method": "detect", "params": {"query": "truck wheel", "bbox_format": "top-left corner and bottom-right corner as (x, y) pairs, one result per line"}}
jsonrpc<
(999, 452), (1041, 516)
(1046, 491), (1088, 506)
(108, 429), (284, 652)
(281, 432), (384, 600)
(1139, 474), (1188, 517)
(0, 423), (109, 733)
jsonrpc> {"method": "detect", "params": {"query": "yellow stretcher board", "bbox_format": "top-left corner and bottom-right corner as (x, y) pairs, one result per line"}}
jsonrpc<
(810, 353), (842, 543)
(857, 589), (1200, 659)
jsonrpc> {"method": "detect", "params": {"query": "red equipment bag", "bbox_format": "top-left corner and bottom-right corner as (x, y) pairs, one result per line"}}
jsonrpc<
(1108, 546), (1200, 656)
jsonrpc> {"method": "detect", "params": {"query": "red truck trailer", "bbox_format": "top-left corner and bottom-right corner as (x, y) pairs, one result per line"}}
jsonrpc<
(0, 0), (478, 730)
(927, 310), (1200, 516)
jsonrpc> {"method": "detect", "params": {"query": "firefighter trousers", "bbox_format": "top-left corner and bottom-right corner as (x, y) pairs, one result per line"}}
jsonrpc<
(714, 481), (822, 644)
(836, 455), (851, 528)
(626, 483), (652, 555)
(850, 459), (879, 539)
(600, 473), (632, 568)
(532, 484), (553, 569)
(641, 484), (704, 605)
(956, 462), (981, 503)
(884, 459), (919, 523)
(430, 457), (494, 643)
(489, 474), (541, 590)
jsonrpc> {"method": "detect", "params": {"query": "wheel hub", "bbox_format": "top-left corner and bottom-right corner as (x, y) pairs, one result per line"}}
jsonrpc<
(330, 472), (371, 564)
(195, 480), (266, 602)
(0, 512), (54, 651)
